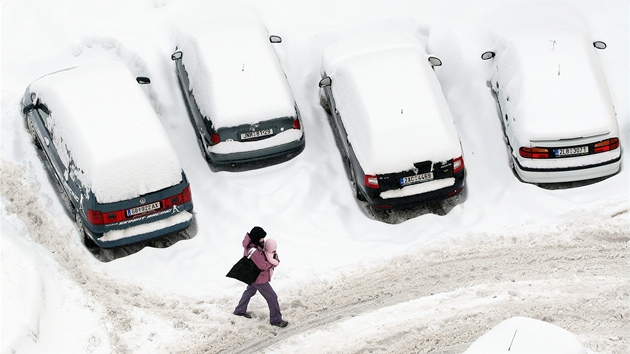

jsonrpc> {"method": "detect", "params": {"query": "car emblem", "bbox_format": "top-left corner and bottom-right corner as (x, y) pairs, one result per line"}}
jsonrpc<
(413, 167), (419, 174)
(139, 198), (146, 204)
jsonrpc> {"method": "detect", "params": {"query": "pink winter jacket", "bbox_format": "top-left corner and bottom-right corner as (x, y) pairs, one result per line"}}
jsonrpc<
(242, 233), (279, 284)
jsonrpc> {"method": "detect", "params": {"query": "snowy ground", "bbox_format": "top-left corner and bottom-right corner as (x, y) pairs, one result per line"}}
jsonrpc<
(1, 0), (628, 353)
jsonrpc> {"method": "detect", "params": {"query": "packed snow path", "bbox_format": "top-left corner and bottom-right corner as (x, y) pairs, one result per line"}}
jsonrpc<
(2, 160), (628, 353)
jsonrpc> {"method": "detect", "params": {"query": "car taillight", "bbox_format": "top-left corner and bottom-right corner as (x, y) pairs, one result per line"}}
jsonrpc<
(182, 185), (192, 203)
(364, 174), (379, 189)
(163, 185), (192, 208)
(594, 138), (619, 153)
(519, 146), (550, 158)
(87, 209), (125, 225)
(453, 156), (464, 174)
(292, 118), (301, 130)
(210, 132), (221, 146)
(87, 209), (103, 225)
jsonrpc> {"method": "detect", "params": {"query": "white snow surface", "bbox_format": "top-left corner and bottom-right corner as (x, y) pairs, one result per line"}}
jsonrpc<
(1, 0), (628, 353)
(321, 30), (462, 173)
(463, 316), (587, 354)
(28, 61), (183, 203)
(174, 1), (297, 128)
(488, 15), (619, 144)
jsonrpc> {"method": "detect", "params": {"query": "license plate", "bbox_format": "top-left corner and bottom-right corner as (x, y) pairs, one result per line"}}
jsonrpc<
(240, 128), (273, 140)
(400, 172), (434, 186)
(127, 201), (160, 217)
(555, 146), (588, 157)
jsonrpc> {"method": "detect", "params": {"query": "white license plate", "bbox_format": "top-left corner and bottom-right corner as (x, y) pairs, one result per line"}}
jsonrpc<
(555, 146), (588, 157)
(127, 201), (160, 217)
(240, 128), (273, 140)
(400, 172), (434, 186)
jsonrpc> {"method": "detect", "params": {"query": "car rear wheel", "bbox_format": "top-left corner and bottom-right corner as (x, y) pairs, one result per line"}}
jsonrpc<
(75, 212), (97, 248)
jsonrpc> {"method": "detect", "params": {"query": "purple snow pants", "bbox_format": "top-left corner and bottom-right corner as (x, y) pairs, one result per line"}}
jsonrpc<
(234, 282), (283, 324)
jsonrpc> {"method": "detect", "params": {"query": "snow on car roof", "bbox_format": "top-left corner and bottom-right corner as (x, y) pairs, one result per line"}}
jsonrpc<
(493, 27), (618, 143)
(29, 61), (183, 203)
(463, 316), (587, 354)
(322, 31), (462, 173)
(175, 11), (296, 128)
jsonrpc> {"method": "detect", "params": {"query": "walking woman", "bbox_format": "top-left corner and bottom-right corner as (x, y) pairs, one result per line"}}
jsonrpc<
(233, 226), (288, 327)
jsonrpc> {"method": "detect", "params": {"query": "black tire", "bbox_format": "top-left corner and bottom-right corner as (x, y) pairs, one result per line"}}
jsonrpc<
(75, 212), (97, 248)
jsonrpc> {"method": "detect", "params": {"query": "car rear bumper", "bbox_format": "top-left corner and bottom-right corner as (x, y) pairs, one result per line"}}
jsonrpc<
(85, 206), (194, 248)
(208, 135), (305, 167)
(513, 155), (621, 183)
(365, 172), (465, 210)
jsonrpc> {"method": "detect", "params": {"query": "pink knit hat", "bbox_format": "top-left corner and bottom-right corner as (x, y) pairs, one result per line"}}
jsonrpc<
(264, 239), (278, 266)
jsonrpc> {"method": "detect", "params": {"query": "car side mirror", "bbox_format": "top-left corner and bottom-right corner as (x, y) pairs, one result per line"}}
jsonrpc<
(269, 35), (282, 44)
(481, 51), (496, 60)
(593, 41), (607, 50)
(22, 103), (35, 114)
(136, 77), (151, 84)
(171, 51), (183, 61)
(318, 76), (332, 87)
(428, 56), (442, 67)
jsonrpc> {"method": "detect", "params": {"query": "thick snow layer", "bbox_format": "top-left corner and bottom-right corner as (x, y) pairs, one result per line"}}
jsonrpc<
(1, 0), (628, 353)
(29, 62), (183, 203)
(491, 31), (618, 143)
(322, 30), (462, 173)
(174, 3), (297, 128)
(463, 316), (587, 354)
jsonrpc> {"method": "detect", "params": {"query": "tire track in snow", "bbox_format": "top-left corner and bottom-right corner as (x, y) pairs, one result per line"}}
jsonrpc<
(1, 161), (220, 353)
(222, 208), (629, 354)
(3, 160), (628, 353)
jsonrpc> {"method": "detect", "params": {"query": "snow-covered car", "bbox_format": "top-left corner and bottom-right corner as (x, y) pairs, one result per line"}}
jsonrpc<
(463, 316), (587, 354)
(170, 10), (305, 168)
(481, 24), (621, 184)
(21, 61), (194, 248)
(318, 30), (465, 210)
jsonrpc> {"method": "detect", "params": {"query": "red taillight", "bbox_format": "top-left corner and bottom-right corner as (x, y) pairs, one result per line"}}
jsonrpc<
(453, 156), (464, 174)
(594, 138), (619, 153)
(292, 118), (301, 130)
(87, 209), (124, 225)
(364, 174), (379, 189)
(102, 210), (125, 224)
(210, 132), (221, 146)
(182, 185), (192, 203)
(519, 146), (550, 159)
(163, 185), (192, 209)
(87, 209), (103, 225)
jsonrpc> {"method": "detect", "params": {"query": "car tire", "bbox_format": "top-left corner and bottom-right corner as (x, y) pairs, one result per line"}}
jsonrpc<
(26, 116), (41, 149)
(75, 212), (97, 248)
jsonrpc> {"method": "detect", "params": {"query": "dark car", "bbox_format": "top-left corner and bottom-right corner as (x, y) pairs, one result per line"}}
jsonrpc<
(22, 61), (194, 248)
(318, 30), (465, 210)
(170, 11), (305, 169)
